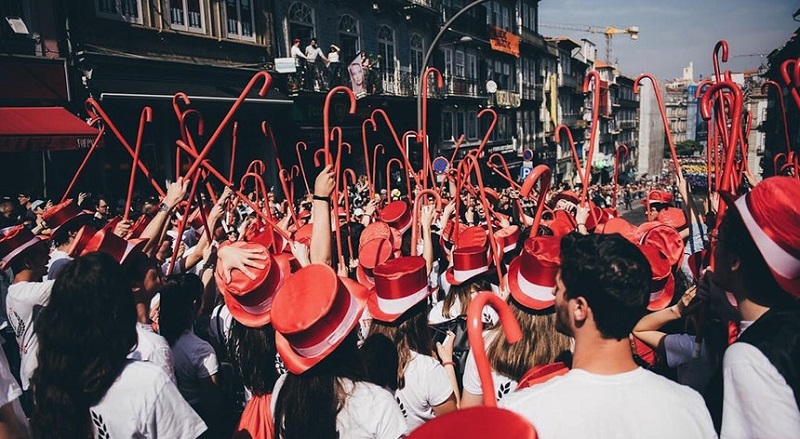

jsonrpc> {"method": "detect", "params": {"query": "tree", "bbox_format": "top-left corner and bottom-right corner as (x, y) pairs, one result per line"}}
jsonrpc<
(666, 139), (702, 157)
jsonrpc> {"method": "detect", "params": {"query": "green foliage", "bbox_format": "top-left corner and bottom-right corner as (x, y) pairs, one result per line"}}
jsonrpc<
(666, 139), (702, 157)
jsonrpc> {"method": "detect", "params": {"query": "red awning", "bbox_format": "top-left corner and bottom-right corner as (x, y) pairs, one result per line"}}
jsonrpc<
(0, 107), (102, 152)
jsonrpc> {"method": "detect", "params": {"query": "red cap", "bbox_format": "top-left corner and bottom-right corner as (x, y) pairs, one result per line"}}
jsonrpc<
(0, 225), (42, 270)
(445, 245), (490, 286)
(360, 221), (392, 248)
(642, 189), (673, 208)
(639, 245), (675, 311)
(367, 256), (430, 322)
(597, 217), (638, 243)
(508, 236), (560, 310)
(656, 207), (687, 230)
(728, 176), (800, 298)
(639, 223), (685, 268)
(541, 210), (577, 237)
(272, 265), (369, 374)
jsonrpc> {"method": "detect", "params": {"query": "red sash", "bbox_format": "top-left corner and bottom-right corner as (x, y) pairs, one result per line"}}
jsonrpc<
(233, 393), (273, 439)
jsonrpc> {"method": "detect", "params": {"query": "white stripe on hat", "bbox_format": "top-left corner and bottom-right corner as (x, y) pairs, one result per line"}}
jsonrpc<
(1, 236), (40, 267)
(454, 265), (489, 283)
(376, 284), (429, 315)
(291, 293), (359, 358)
(650, 288), (666, 303)
(515, 269), (555, 303)
(735, 195), (800, 279)
(239, 295), (274, 315)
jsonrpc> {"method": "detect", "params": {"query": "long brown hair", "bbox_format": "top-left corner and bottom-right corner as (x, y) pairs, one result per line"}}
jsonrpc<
(442, 278), (491, 319)
(486, 297), (571, 381)
(366, 302), (434, 390)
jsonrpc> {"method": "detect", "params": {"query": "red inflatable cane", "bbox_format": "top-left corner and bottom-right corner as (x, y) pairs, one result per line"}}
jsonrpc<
(123, 107), (153, 221)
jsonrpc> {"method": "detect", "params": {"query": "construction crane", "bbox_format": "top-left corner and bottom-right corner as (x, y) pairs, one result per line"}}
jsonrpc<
(539, 22), (639, 63)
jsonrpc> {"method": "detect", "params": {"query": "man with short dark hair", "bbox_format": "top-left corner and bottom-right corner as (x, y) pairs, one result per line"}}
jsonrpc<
(704, 177), (800, 438)
(501, 232), (716, 438)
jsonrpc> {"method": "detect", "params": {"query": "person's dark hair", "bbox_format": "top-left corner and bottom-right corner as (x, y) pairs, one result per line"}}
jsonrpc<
(360, 333), (398, 389)
(442, 278), (491, 319)
(274, 330), (365, 439)
(559, 232), (651, 340)
(158, 273), (203, 346)
(31, 252), (137, 438)
(227, 320), (279, 396)
(718, 208), (793, 307)
(366, 302), (434, 390)
(122, 249), (157, 291)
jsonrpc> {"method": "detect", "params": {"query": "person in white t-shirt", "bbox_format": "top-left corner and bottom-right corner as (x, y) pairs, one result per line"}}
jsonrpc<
(0, 346), (28, 438)
(30, 252), (206, 438)
(500, 233), (716, 438)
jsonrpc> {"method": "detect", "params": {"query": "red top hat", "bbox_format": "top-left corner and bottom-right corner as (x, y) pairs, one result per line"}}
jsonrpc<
(508, 236), (560, 310)
(367, 256), (430, 322)
(67, 225), (98, 257)
(597, 217), (638, 243)
(272, 264), (369, 374)
(357, 237), (394, 286)
(656, 207), (687, 230)
(42, 199), (89, 234)
(541, 210), (577, 237)
(0, 226), (42, 270)
(76, 228), (147, 264)
(639, 245), (675, 311)
(445, 245), (490, 286)
(360, 221), (392, 247)
(407, 406), (537, 439)
(243, 219), (275, 250)
(380, 201), (412, 234)
(642, 189), (673, 208)
(129, 214), (152, 239)
(495, 225), (520, 255)
(215, 241), (291, 328)
(728, 176), (800, 298)
(583, 203), (608, 231)
(550, 190), (580, 207)
(457, 226), (488, 249)
(639, 223), (685, 268)
(292, 223), (313, 245)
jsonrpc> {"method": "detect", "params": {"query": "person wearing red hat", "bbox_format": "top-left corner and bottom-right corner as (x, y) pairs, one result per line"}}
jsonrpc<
(30, 252), (206, 438)
(270, 264), (406, 439)
(500, 233), (716, 438)
(1, 225), (52, 393)
(461, 236), (571, 408)
(365, 256), (458, 434)
(703, 177), (800, 437)
(42, 198), (92, 280)
(644, 189), (674, 222)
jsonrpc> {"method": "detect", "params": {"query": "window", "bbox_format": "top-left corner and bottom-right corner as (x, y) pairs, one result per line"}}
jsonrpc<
(443, 47), (453, 77)
(95, 0), (142, 24)
(410, 33), (424, 75)
(169, 0), (204, 33)
(456, 111), (466, 138)
(378, 25), (396, 72)
(455, 50), (465, 78)
(288, 2), (314, 43)
(225, 0), (255, 41)
(442, 111), (454, 141)
(339, 14), (360, 61)
(466, 53), (477, 79)
(501, 5), (510, 30)
(468, 111), (478, 139)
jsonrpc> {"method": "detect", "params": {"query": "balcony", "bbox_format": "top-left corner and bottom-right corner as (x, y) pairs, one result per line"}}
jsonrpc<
(520, 27), (549, 52)
(560, 74), (580, 90)
(380, 69), (418, 97)
(619, 120), (637, 130)
(618, 97), (639, 108)
(437, 75), (482, 98)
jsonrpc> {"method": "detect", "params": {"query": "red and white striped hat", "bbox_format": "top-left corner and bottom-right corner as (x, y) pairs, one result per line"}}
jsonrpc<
(495, 225), (521, 255)
(639, 244), (675, 311)
(445, 244), (490, 286)
(507, 236), (560, 310)
(727, 177), (800, 298)
(368, 256), (430, 322)
(357, 237), (394, 287)
(0, 226), (43, 270)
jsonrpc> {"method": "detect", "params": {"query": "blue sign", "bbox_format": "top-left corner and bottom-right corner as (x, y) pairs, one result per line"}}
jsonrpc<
(522, 149), (534, 161)
(519, 166), (533, 180)
(432, 156), (450, 174)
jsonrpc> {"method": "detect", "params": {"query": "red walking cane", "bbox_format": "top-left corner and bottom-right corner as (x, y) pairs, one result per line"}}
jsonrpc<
(411, 189), (442, 257)
(123, 107), (153, 221)
(61, 118), (105, 203)
(322, 86), (357, 167)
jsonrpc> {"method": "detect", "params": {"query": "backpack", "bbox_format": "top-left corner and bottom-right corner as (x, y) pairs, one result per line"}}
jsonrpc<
(430, 315), (470, 390)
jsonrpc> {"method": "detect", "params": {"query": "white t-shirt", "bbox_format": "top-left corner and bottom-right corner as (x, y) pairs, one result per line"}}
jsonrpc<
(171, 331), (219, 406)
(720, 341), (800, 439)
(395, 352), (454, 434)
(129, 322), (176, 383)
(90, 360), (207, 438)
(664, 333), (713, 393)
(271, 374), (406, 439)
(47, 249), (71, 280)
(0, 346), (28, 434)
(7, 279), (54, 390)
(427, 297), (498, 326)
(462, 333), (518, 403)
(208, 304), (233, 349)
(500, 367), (717, 439)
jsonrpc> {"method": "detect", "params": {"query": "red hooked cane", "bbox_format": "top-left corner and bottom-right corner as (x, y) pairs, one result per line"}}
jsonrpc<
(774, 152), (787, 177)
(172, 92), (192, 178)
(488, 153), (522, 190)
(361, 119), (376, 199)
(467, 292), (523, 407)
(278, 169), (300, 226)
(411, 189), (443, 257)
(474, 109), (498, 159)
(229, 121), (238, 182)
(519, 165), (552, 235)
(463, 154), (506, 291)
(342, 168), (358, 261)
(262, 121), (286, 175)
(372, 144), (385, 198)
(554, 124), (585, 188)
(612, 144), (629, 210)
(85, 98), (165, 197)
(367, 109), (422, 188)
(634, 74), (681, 177)
(419, 67), (444, 190)
(124, 107), (153, 221)
(246, 159), (266, 176)
(184, 72), (273, 180)
(174, 139), (291, 240)
(294, 141), (311, 195)
(62, 118), (105, 203)
(168, 175), (203, 275)
(323, 86), (357, 167)
(780, 59), (800, 111)
(386, 158), (406, 197)
(761, 81), (792, 156)
(178, 109), (217, 204)
(581, 71), (602, 205)
(403, 130), (435, 186)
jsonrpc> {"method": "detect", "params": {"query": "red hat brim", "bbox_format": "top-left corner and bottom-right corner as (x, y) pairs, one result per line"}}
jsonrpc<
(507, 256), (555, 310)
(406, 407), (537, 439)
(220, 253), (293, 328)
(647, 273), (675, 311)
(356, 264), (376, 287)
(275, 276), (369, 374)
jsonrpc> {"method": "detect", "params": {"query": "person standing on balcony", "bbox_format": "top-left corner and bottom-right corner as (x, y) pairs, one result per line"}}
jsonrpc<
(290, 38), (309, 92)
(305, 38), (328, 92)
(327, 44), (341, 89)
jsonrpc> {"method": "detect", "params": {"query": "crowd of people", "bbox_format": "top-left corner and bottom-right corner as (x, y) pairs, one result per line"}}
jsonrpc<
(0, 149), (798, 438)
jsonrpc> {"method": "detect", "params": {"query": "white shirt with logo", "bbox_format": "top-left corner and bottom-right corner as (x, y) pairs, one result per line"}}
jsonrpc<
(394, 352), (454, 434)
(6, 279), (54, 390)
